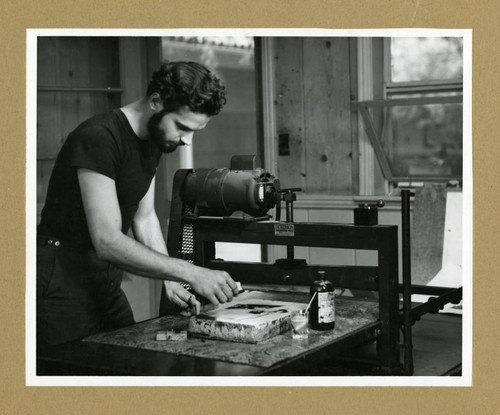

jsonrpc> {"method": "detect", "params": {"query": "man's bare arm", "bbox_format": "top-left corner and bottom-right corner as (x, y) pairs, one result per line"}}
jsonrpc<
(131, 176), (169, 254)
(77, 168), (237, 304)
(131, 176), (201, 313)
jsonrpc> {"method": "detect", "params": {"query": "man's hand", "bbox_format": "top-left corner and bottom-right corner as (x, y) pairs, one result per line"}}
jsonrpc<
(189, 268), (239, 305)
(163, 281), (201, 316)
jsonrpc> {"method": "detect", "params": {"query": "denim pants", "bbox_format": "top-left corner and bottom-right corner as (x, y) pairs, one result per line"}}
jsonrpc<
(36, 236), (135, 347)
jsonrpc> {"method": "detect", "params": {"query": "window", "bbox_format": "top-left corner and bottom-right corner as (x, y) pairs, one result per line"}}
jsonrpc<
(359, 37), (463, 184)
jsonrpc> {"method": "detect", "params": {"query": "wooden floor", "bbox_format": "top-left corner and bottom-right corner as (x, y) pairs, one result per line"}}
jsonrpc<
(411, 313), (462, 376)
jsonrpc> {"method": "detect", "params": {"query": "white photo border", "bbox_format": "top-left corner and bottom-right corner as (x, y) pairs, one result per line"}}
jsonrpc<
(26, 28), (473, 387)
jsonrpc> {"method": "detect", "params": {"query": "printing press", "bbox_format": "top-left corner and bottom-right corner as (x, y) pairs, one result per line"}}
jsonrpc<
(37, 156), (462, 376)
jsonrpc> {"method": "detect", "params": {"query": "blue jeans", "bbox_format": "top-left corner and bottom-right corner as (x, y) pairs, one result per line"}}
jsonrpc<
(36, 236), (135, 347)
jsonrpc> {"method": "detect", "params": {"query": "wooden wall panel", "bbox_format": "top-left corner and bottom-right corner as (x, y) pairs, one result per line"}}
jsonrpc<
(57, 38), (90, 87)
(37, 160), (55, 208)
(88, 38), (121, 88)
(37, 38), (62, 161)
(273, 37), (355, 195)
(37, 37), (59, 85)
(37, 93), (62, 156)
(274, 38), (307, 190)
(60, 92), (91, 138)
(303, 38), (353, 194)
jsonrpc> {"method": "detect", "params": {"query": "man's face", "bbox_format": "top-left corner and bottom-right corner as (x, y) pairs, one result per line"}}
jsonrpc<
(147, 105), (211, 153)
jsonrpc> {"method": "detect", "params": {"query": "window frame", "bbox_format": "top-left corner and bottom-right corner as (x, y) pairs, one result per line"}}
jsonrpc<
(357, 37), (464, 186)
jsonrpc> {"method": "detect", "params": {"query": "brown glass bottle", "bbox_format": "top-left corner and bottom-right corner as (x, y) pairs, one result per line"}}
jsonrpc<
(309, 271), (336, 330)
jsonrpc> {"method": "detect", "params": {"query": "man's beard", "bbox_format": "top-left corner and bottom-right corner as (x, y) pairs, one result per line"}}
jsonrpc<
(147, 111), (179, 154)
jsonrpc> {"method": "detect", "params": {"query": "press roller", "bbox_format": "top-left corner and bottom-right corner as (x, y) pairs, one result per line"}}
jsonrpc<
(181, 167), (280, 217)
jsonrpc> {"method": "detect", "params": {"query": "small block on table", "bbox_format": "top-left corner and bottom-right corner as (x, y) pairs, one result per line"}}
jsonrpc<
(156, 330), (188, 341)
(156, 331), (168, 341)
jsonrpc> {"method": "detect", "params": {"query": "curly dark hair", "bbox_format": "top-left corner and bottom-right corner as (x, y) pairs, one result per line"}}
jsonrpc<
(146, 61), (227, 116)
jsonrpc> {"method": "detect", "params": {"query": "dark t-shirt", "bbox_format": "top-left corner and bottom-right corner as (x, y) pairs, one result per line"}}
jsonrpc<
(38, 109), (162, 249)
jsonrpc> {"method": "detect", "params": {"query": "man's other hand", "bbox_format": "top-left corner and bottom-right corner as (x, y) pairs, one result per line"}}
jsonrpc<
(190, 269), (239, 305)
(163, 281), (201, 315)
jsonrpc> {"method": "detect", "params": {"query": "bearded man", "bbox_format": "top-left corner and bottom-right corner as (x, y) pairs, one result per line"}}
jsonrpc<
(37, 61), (238, 347)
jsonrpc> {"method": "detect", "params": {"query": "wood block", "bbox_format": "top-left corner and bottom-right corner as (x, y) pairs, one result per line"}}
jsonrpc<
(188, 297), (304, 344)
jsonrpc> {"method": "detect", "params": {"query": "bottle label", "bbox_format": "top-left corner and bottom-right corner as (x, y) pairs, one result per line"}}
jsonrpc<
(317, 291), (335, 323)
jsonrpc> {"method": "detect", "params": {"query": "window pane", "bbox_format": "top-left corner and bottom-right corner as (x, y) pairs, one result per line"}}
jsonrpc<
(215, 242), (261, 262)
(161, 37), (257, 168)
(390, 37), (463, 83)
(381, 102), (463, 178)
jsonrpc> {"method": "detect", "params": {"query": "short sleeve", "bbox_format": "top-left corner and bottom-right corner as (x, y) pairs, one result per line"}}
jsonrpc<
(67, 125), (121, 180)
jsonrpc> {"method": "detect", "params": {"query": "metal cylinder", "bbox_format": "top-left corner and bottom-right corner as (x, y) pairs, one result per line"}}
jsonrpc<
(182, 168), (280, 216)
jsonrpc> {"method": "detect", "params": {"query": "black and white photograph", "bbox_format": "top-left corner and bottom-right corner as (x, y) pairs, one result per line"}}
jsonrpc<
(26, 29), (472, 386)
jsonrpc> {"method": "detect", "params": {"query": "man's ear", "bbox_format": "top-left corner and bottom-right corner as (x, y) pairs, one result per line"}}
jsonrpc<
(149, 93), (163, 111)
